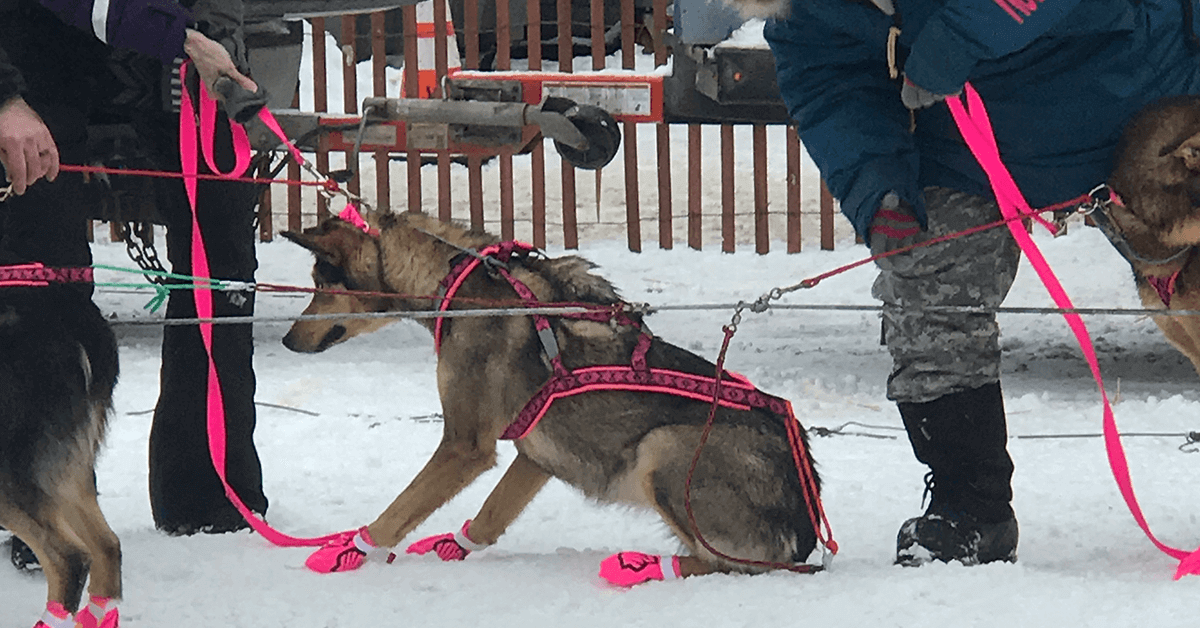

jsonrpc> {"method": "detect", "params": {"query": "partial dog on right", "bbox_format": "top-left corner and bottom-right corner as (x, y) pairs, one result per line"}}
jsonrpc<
(1104, 95), (1200, 378)
(1, 282), (122, 628)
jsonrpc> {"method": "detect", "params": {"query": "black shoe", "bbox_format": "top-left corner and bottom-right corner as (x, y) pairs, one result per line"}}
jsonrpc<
(7, 535), (41, 572)
(896, 503), (1018, 566)
(156, 506), (255, 536)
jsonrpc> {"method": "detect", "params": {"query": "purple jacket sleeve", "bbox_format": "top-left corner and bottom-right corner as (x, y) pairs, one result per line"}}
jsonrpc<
(37, 0), (194, 65)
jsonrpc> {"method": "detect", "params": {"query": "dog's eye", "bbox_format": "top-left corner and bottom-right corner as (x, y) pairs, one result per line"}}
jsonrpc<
(314, 260), (351, 288)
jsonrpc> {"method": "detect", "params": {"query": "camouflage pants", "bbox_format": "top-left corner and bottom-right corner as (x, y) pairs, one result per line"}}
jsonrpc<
(871, 187), (1021, 404)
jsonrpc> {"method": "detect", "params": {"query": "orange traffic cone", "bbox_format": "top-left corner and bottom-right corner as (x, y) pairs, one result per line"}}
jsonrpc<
(402, 0), (461, 99)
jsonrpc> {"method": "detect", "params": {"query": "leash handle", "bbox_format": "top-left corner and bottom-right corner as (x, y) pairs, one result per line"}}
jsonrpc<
(948, 83), (1200, 579)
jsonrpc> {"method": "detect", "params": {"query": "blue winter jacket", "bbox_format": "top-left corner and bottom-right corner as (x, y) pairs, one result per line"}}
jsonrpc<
(764, 0), (1200, 238)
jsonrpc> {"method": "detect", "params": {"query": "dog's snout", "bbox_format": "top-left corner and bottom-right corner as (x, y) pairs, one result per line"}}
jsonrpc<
(282, 323), (347, 354)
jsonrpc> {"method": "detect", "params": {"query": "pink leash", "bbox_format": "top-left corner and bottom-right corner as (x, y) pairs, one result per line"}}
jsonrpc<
(179, 62), (340, 547)
(947, 84), (1200, 579)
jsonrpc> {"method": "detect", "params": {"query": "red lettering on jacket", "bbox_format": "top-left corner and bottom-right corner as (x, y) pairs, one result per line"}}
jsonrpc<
(992, 0), (1043, 24)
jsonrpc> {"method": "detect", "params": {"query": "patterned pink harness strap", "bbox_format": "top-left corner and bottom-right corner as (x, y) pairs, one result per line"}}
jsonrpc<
(434, 241), (548, 355)
(0, 263), (95, 287)
(504, 333), (783, 439)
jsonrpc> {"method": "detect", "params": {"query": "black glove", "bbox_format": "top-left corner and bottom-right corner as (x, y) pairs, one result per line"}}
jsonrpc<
(869, 192), (924, 260)
(900, 74), (960, 110)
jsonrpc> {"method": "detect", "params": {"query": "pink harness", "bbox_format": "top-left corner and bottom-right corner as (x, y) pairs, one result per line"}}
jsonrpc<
(433, 241), (791, 440)
(949, 84), (1200, 579)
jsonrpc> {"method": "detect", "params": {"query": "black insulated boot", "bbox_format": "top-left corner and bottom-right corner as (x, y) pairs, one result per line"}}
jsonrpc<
(894, 382), (1019, 566)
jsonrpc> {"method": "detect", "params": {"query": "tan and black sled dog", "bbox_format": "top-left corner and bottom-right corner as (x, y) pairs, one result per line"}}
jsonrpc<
(1102, 95), (1200, 379)
(281, 211), (826, 584)
(1, 283), (122, 627)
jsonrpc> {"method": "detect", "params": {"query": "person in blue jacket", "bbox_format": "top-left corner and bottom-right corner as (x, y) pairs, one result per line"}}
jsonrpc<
(763, 0), (1200, 566)
(0, 0), (269, 568)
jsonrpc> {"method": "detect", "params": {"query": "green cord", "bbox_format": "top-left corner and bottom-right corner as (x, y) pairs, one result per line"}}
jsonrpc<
(92, 265), (244, 313)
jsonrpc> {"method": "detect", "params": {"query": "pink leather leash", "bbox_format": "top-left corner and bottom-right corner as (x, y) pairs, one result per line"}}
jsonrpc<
(179, 61), (341, 547)
(947, 83), (1200, 579)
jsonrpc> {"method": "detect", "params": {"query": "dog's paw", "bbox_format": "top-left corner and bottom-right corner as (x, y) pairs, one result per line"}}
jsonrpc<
(306, 526), (383, 573)
(32, 601), (73, 628)
(598, 552), (680, 587)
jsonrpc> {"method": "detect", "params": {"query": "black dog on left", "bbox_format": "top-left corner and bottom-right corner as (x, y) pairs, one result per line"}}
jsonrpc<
(1, 280), (122, 626)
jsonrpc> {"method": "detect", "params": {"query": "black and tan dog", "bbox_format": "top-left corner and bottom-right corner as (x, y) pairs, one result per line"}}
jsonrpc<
(1102, 95), (1200, 378)
(1, 283), (122, 627)
(281, 211), (825, 584)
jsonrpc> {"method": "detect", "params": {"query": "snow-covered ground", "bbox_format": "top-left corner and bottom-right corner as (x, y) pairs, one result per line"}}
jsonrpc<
(3, 220), (1199, 627)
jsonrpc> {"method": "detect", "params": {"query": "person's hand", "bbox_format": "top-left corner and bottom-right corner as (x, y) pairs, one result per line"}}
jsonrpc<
(183, 28), (258, 100)
(900, 74), (960, 110)
(0, 97), (59, 196)
(869, 192), (925, 262)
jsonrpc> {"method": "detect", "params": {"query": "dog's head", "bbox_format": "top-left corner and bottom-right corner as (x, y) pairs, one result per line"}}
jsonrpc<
(1109, 96), (1200, 246)
(280, 218), (393, 353)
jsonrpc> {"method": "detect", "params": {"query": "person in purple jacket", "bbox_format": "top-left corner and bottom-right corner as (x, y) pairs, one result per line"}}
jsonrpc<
(0, 0), (269, 567)
(760, 0), (1200, 567)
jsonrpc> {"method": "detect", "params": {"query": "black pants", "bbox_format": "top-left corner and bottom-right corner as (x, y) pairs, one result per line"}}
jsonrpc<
(136, 82), (268, 534)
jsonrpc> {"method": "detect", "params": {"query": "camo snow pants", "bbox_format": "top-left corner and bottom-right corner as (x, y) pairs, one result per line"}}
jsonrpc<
(871, 187), (1021, 404)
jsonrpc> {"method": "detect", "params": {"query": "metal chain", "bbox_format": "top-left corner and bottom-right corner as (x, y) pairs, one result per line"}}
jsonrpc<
(725, 287), (787, 334)
(122, 221), (168, 285)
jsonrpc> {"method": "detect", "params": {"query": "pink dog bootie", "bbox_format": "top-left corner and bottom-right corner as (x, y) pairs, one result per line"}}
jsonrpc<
(74, 596), (119, 628)
(306, 526), (389, 573)
(598, 552), (681, 587)
(33, 601), (72, 628)
(406, 519), (488, 562)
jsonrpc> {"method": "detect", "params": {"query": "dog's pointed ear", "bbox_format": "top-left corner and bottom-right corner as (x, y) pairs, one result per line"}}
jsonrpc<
(280, 223), (367, 266)
(1170, 131), (1200, 171)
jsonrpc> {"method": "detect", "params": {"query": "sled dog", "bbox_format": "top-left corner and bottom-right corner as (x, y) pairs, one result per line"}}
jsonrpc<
(281, 211), (823, 583)
(1105, 95), (1200, 379)
(1, 283), (122, 625)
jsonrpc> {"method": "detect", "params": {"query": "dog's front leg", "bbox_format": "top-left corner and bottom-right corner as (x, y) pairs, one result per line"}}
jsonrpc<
(366, 437), (498, 548)
(404, 453), (551, 561)
(465, 453), (552, 545)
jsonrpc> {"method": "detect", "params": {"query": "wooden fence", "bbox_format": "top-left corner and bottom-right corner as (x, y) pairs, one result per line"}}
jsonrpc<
(256, 2), (853, 252)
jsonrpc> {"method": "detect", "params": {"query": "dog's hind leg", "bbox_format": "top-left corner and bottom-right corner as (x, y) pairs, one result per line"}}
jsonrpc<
(366, 437), (499, 548)
(59, 477), (122, 602)
(465, 453), (552, 546)
(0, 502), (90, 614)
(634, 425), (812, 580)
